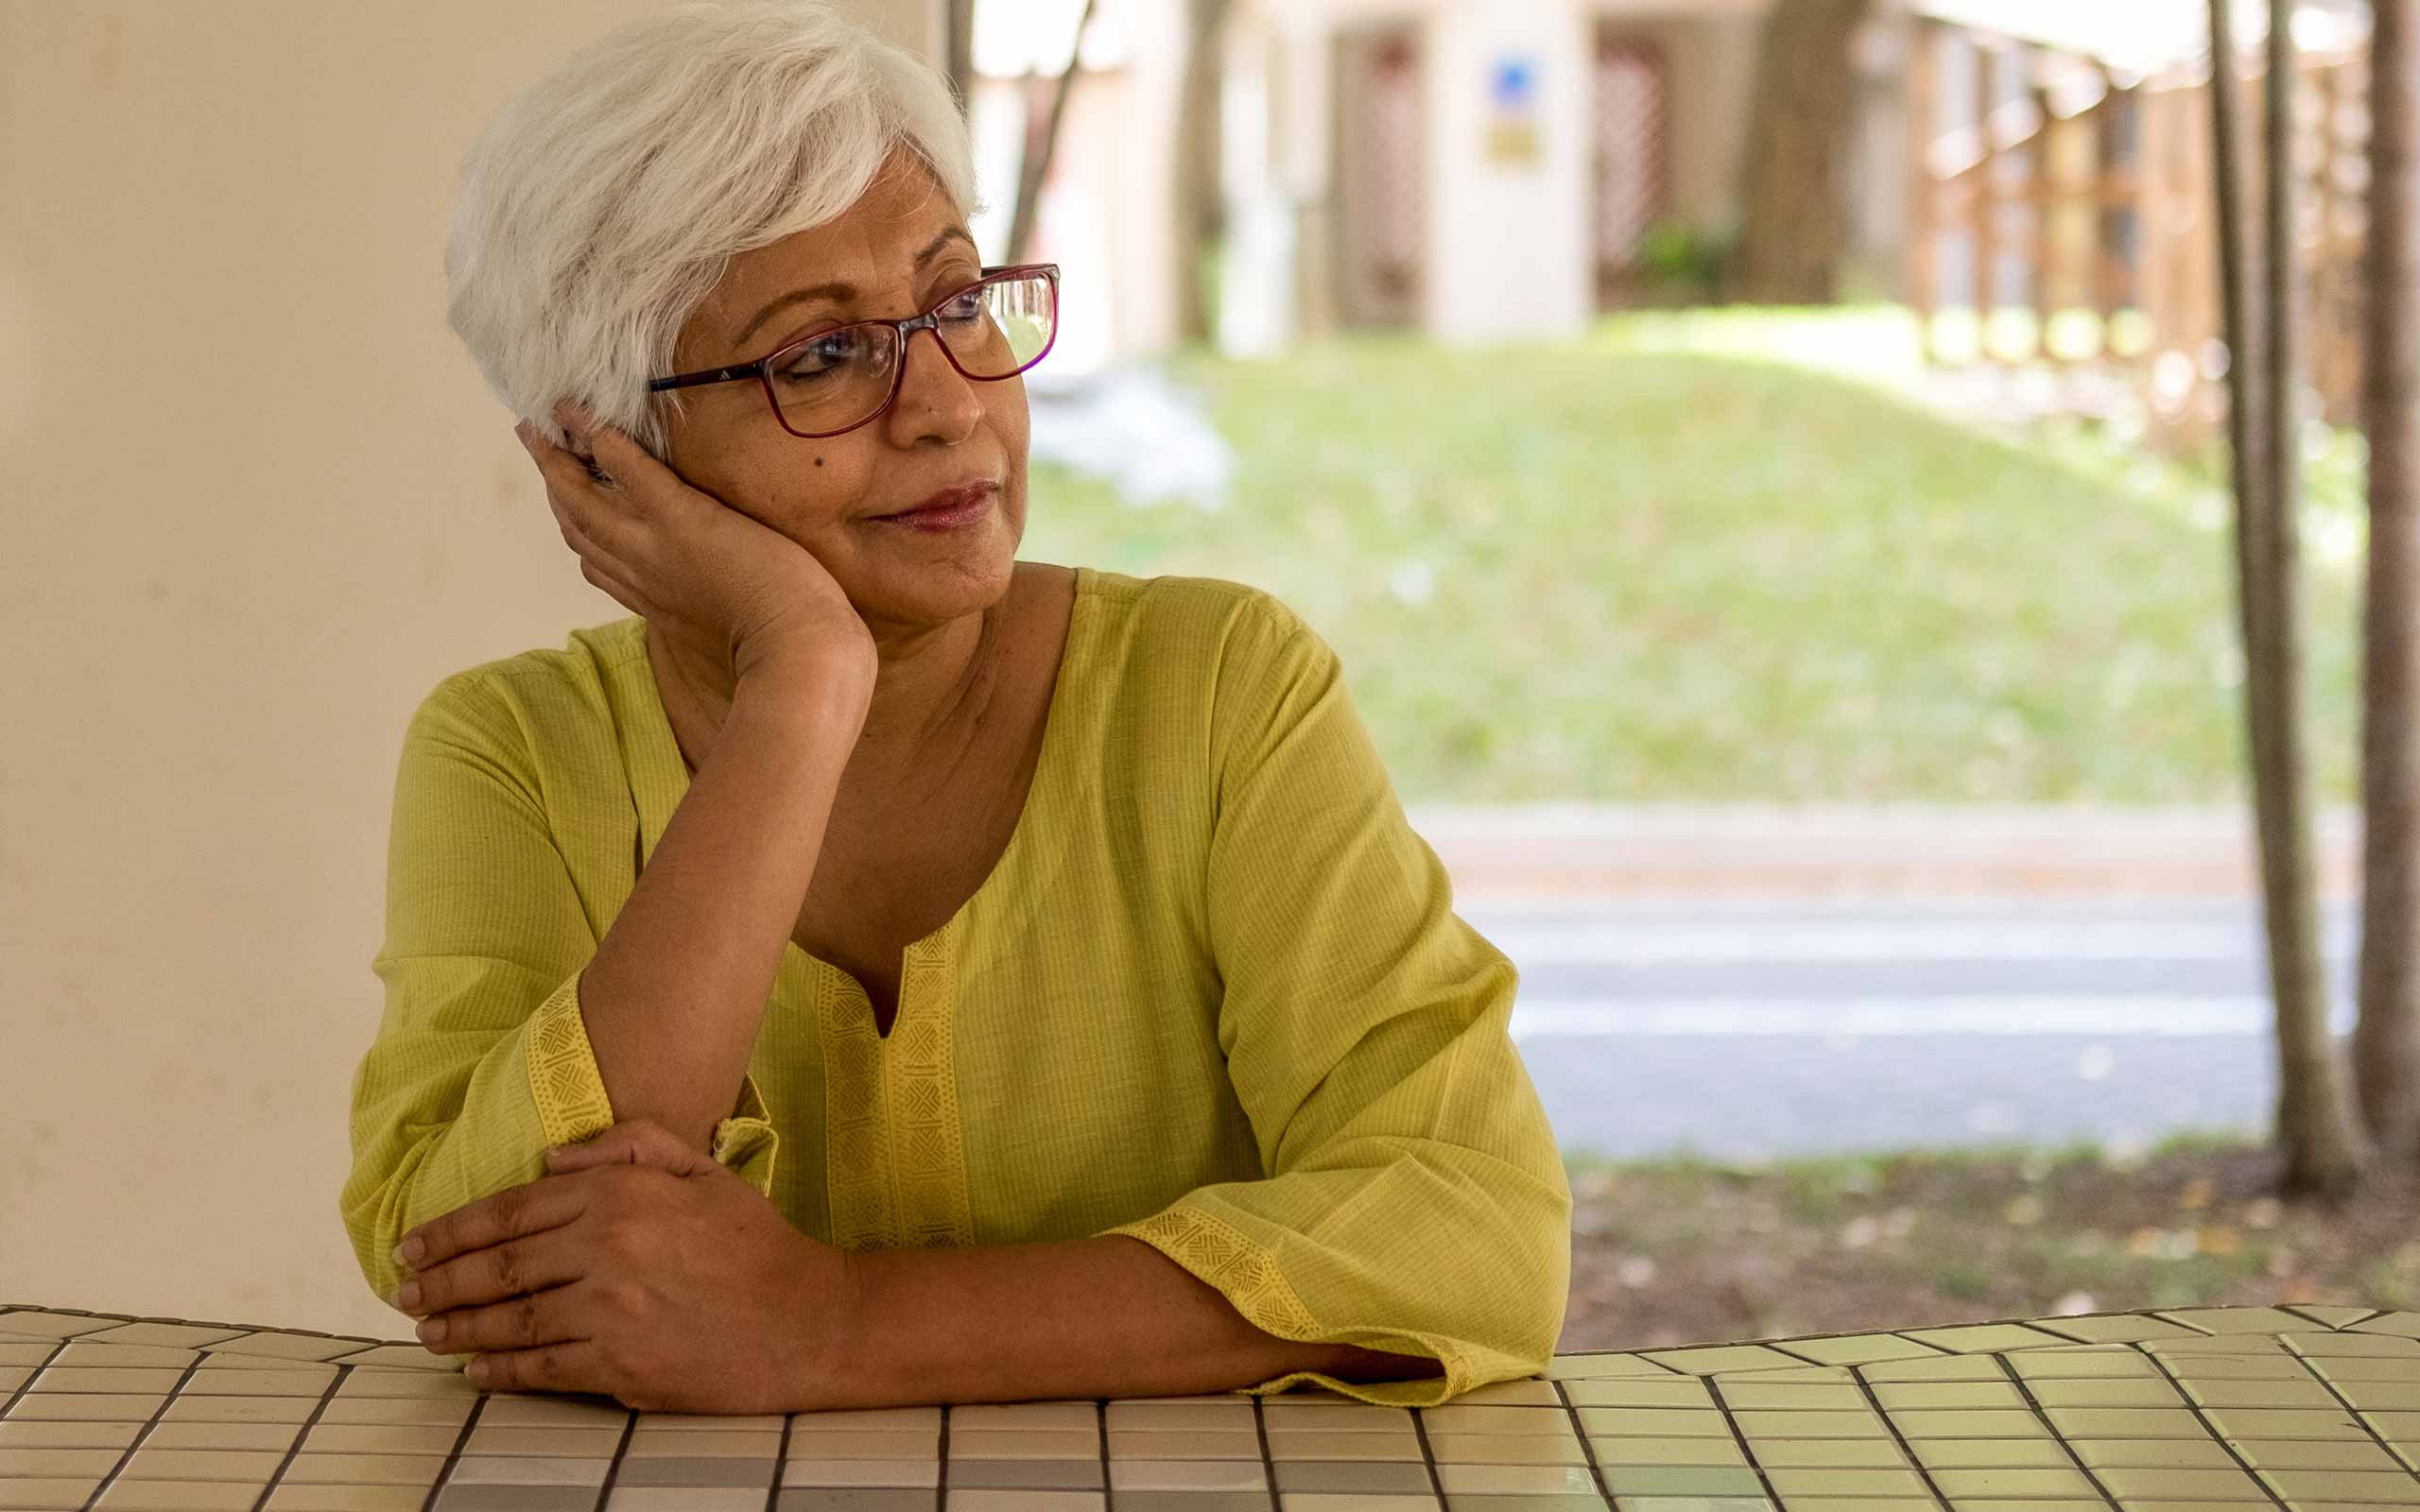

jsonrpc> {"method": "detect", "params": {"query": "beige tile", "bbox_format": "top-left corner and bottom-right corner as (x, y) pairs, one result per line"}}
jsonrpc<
(1104, 1429), (1263, 1459)
(2038, 1407), (2207, 1439)
(2063, 1435), (2237, 1469)
(1260, 1404), (1410, 1431)
(78, 1324), (249, 1350)
(1447, 1382), (1561, 1407)
(472, 1395), (626, 1428)
(779, 1427), (939, 1458)
(441, 1453), (612, 1485)
(50, 1344), (201, 1370)
(1718, 1383), (1869, 1411)
(273, 1451), (453, 1486)
(0, 1479), (103, 1510)
(261, 1485), (434, 1510)
(1538, 1354), (1670, 1382)
(2028, 1314), (2204, 1345)
(1926, 1465), (2098, 1498)
(0, 1418), (144, 1449)
(459, 1424), (628, 1456)
(329, 1367), (475, 1400)
(1270, 1496), (1439, 1512)
(94, 1480), (267, 1511)
(1559, 1379), (1711, 1410)
(311, 1397), (472, 1429)
(623, 1425), (781, 1456)
(2258, 1465), (2420, 1502)
(181, 1367), (336, 1397)
(1430, 1464), (1596, 1494)
(787, 1407), (942, 1432)
(950, 1403), (1098, 1431)
(1415, 1406), (1568, 1435)
(780, 1456), (941, 1486)
(1641, 1345), (1805, 1375)
(1734, 1437), (1900, 1469)
(1861, 1355), (2013, 1383)
(940, 1491), (1104, 1512)
(1259, 1430), (1422, 1461)
(1571, 1407), (1731, 1437)
(948, 1428), (1098, 1459)
(0, 1445), (125, 1476)
(1866, 1381), (2024, 1411)
(1776, 1333), (1943, 1366)
(2021, 1376), (2184, 1408)
(117, 1446), (292, 1480)
(2095, 1463), (2268, 1500)
(1, 1391), (163, 1420)
(139, 1419), (299, 1451)
(1898, 1323), (2070, 1354)
(1420, 1433), (1582, 1465)
(2196, 1405), (2367, 1440)
(297, 1421), (463, 1455)
(600, 1490), (766, 1511)
(1762, 1465), (1932, 1498)
(160, 1395), (320, 1425)
(1582, 1435), (1745, 1467)
(1107, 1458), (1270, 1491)
(629, 1412), (782, 1432)
(2227, 1435), (2399, 1469)
(0, 1312), (126, 1341)
(1107, 1401), (1255, 1432)
(199, 1333), (372, 1365)
(1728, 1409), (1888, 1440)
(1906, 1436), (2074, 1469)
(2155, 1306), (2310, 1336)
(27, 1366), (190, 1395)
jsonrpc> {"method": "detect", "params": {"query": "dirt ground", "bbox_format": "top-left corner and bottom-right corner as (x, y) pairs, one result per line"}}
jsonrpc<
(1551, 1136), (2420, 1354)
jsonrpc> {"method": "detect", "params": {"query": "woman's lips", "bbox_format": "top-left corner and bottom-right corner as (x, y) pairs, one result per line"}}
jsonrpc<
(873, 484), (994, 531)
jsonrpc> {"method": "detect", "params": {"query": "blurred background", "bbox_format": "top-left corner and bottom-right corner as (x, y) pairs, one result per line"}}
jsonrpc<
(8, 0), (2420, 1351)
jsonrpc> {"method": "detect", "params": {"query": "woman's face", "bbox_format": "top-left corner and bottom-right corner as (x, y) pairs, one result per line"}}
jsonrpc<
(658, 153), (1028, 635)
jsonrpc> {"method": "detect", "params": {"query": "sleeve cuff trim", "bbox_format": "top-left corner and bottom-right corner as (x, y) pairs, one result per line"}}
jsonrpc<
(524, 975), (615, 1149)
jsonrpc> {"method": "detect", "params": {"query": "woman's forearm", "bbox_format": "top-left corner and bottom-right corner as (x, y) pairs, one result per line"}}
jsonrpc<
(821, 1234), (1445, 1408)
(578, 657), (870, 1158)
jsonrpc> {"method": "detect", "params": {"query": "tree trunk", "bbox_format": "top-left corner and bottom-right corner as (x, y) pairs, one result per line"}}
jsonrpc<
(1006, 0), (1100, 267)
(1728, 0), (1874, 304)
(2253, 0), (2368, 1197)
(1172, 0), (1236, 345)
(943, 0), (977, 121)
(2356, 0), (2420, 1160)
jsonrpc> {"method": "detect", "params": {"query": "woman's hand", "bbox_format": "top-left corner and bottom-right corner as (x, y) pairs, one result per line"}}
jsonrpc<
(519, 401), (876, 690)
(392, 1118), (863, 1414)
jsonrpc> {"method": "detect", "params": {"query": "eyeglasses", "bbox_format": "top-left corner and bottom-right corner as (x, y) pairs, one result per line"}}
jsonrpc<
(647, 263), (1060, 438)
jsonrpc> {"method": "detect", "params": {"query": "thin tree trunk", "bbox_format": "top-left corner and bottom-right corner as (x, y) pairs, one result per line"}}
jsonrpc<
(943, 0), (977, 121)
(1729, 0), (1875, 303)
(2356, 0), (2420, 1159)
(1172, 0), (1236, 345)
(2255, 0), (2368, 1196)
(1006, 0), (1099, 266)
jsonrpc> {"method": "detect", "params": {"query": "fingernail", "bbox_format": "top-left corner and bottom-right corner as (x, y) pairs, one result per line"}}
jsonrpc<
(398, 1234), (425, 1265)
(396, 1280), (423, 1312)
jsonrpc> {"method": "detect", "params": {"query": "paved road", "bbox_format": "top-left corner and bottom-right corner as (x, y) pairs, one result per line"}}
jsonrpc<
(1467, 896), (2360, 1162)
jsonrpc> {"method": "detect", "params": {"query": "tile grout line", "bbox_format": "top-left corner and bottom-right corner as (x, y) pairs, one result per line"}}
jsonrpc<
(588, 1403), (640, 1512)
(764, 1402), (798, 1512)
(1839, 1359), (1952, 1510)
(1097, 1396), (1113, 1512)
(1250, 1390), (1280, 1512)
(1696, 1376), (1786, 1511)
(0, 1334), (72, 1422)
(2135, 1345), (2293, 1509)
(419, 1382), (493, 1512)
(1407, 1398), (1449, 1510)
(2279, 1332), (2420, 1490)
(248, 1361), (354, 1512)
(1546, 1376), (1616, 1511)
(1984, 1349), (2122, 1508)
(938, 1400), (951, 1512)
(77, 1354), (208, 1512)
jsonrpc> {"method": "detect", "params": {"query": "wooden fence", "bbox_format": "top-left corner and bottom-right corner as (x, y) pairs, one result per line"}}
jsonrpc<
(1905, 17), (2370, 451)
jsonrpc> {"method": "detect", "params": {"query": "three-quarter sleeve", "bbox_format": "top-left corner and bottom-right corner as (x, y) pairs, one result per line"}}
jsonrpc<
(1094, 599), (1572, 1407)
(338, 675), (778, 1311)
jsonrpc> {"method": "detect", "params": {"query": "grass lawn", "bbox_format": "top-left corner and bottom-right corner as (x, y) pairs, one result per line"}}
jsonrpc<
(1018, 314), (2365, 805)
(1554, 1135), (2420, 1353)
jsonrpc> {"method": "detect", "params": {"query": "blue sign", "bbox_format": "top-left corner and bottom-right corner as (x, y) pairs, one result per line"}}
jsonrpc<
(1491, 56), (1537, 110)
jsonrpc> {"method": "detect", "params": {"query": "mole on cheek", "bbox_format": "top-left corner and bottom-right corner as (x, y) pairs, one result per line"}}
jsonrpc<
(814, 455), (825, 468)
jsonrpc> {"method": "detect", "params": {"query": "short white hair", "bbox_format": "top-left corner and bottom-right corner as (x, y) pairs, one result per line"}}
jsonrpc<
(443, 0), (980, 457)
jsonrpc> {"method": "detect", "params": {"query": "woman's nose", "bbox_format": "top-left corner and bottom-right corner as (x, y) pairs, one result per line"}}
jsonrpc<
(886, 326), (983, 441)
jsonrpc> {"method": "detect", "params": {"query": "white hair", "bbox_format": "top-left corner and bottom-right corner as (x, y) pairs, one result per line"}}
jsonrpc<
(443, 0), (981, 458)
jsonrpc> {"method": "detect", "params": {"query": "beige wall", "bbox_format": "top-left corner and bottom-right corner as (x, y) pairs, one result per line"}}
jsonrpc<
(0, 0), (935, 1340)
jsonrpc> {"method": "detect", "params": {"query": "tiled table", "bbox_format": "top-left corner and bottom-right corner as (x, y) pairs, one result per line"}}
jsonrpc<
(8, 1302), (2420, 1511)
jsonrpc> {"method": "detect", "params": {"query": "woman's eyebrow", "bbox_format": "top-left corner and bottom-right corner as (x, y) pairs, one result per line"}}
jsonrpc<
(733, 226), (978, 347)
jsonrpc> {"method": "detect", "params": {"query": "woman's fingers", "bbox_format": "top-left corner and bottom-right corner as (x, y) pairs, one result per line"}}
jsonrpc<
(417, 1270), (593, 1357)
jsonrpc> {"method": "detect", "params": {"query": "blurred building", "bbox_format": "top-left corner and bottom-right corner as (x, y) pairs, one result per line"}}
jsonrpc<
(964, 0), (2370, 365)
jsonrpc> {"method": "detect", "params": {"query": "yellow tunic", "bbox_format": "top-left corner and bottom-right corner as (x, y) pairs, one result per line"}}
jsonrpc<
(339, 567), (1571, 1406)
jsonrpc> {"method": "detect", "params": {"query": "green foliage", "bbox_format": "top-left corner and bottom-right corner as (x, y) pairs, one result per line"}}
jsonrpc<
(1017, 322), (2361, 803)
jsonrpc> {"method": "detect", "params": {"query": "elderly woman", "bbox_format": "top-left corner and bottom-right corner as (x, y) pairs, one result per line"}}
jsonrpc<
(340, 0), (1569, 1416)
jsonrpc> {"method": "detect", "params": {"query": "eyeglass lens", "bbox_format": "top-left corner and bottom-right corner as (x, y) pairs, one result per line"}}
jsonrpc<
(767, 272), (1056, 435)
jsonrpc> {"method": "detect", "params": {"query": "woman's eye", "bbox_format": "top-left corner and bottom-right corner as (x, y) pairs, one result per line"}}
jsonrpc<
(780, 333), (860, 379)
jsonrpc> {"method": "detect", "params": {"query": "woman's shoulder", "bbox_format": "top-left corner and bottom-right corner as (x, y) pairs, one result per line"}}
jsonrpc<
(404, 616), (640, 745)
(1076, 567), (1320, 661)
